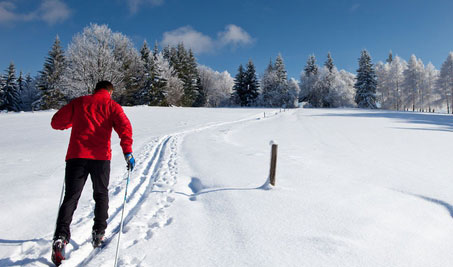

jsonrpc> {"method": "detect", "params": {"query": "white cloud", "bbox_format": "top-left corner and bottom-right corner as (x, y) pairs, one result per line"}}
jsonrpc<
(161, 24), (254, 55)
(39, 0), (71, 24)
(0, 2), (17, 23)
(218, 24), (253, 46)
(126, 0), (164, 14)
(0, 0), (70, 25)
(161, 26), (215, 54)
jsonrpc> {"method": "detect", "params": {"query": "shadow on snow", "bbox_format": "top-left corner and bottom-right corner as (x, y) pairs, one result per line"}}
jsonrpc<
(314, 109), (453, 132)
(395, 190), (453, 219)
(158, 177), (272, 201)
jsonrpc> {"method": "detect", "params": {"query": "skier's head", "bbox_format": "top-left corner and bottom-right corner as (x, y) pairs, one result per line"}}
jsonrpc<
(94, 81), (114, 94)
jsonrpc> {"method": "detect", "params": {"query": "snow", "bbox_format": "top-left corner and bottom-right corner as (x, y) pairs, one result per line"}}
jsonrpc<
(2, 107), (453, 266)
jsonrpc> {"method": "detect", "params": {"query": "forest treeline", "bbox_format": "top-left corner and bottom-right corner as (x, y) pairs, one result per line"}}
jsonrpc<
(1, 24), (453, 113)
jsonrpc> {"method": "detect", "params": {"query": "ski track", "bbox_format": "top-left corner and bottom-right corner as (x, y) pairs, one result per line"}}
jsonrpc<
(7, 111), (280, 267)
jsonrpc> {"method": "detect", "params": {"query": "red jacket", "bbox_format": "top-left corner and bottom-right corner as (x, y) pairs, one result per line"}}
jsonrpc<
(51, 89), (133, 161)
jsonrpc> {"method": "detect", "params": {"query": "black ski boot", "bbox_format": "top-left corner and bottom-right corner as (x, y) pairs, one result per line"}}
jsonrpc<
(92, 230), (105, 248)
(51, 236), (68, 266)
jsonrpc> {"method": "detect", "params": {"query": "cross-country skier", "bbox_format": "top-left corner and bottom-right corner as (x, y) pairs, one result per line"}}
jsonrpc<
(50, 81), (135, 266)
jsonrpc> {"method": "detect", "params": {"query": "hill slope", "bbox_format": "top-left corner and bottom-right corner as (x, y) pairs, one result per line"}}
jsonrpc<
(1, 107), (453, 266)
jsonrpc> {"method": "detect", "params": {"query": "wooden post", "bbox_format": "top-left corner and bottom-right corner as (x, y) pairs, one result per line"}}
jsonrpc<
(269, 144), (278, 186)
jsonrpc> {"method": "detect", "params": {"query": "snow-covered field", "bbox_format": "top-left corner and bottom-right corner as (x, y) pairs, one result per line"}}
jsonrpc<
(2, 107), (453, 266)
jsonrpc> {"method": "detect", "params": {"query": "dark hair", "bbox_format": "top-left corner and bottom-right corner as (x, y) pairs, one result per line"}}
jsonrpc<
(95, 81), (114, 92)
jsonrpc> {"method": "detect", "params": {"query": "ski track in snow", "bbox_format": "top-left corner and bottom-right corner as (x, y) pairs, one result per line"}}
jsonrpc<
(7, 111), (278, 267)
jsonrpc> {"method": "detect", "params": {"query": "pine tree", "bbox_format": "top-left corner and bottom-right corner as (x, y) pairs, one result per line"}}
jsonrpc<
(154, 52), (183, 106)
(153, 41), (159, 59)
(301, 54), (321, 106)
(274, 54), (288, 83)
(354, 50), (377, 109)
(162, 45), (171, 61)
(115, 36), (144, 106)
(190, 51), (205, 107)
(325, 52), (335, 73)
(165, 44), (192, 106)
(138, 41), (170, 106)
(17, 71), (24, 92)
(386, 50), (393, 64)
(261, 59), (275, 106)
(135, 40), (154, 105)
(169, 45), (202, 107)
(232, 64), (247, 106)
(150, 52), (169, 106)
(304, 54), (318, 76)
(321, 53), (336, 107)
(1, 62), (22, 111)
(261, 55), (290, 107)
(274, 54), (289, 106)
(21, 74), (39, 111)
(244, 59), (259, 106)
(0, 74), (5, 109)
(192, 76), (206, 107)
(37, 35), (67, 109)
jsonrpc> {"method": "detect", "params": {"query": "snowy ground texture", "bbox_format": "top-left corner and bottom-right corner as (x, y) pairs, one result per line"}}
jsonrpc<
(1, 107), (453, 267)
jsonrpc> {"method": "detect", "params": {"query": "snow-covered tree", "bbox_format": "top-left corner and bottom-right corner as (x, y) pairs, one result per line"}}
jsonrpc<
(198, 65), (233, 107)
(64, 24), (141, 103)
(375, 61), (391, 109)
(36, 35), (67, 110)
(287, 78), (301, 108)
(260, 54), (291, 107)
(423, 62), (439, 112)
(0, 74), (5, 109)
(260, 60), (274, 106)
(216, 71), (235, 106)
(354, 50), (377, 109)
(337, 69), (357, 107)
(274, 54), (288, 84)
(387, 56), (407, 110)
(164, 44), (203, 106)
(20, 74), (40, 111)
(1, 62), (22, 111)
(437, 52), (453, 113)
(315, 66), (355, 108)
(375, 56), (410, 111)
(134, 40), (154, 105)
(154, 52), (184, 106)
(300, 54), (320, 105)
(318, 53), (338, 107)
(325, 52), (335, 73)
(114, 33), (144, 105)
(402, 55), (425, 111)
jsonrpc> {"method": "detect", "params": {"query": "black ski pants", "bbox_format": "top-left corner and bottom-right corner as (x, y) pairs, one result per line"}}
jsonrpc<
(54, 159), (110, 241)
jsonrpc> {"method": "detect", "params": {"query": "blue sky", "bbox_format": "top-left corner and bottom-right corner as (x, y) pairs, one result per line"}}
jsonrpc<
(1, 0), (453, 80)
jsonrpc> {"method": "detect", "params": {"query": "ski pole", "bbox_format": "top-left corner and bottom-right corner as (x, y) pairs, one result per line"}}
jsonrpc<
(114, 168), (131, 267)
(54, 177), (66, 233)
